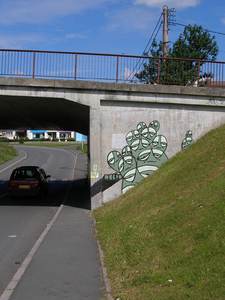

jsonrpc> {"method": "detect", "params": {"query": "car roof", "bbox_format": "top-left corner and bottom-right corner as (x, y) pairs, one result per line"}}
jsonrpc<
(13, 166), (40, 171)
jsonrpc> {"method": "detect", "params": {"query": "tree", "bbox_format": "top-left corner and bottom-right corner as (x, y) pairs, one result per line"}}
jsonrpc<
(135, 39), (163, 84)
(172, 25), (218, 60)
(136, 25), (219, 85)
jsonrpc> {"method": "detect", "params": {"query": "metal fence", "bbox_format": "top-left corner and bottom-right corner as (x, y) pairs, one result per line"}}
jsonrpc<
(0, 49), (225, 87)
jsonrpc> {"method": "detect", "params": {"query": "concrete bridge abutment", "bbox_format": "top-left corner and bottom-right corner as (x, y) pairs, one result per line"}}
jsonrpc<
(0, 78), (225, 208)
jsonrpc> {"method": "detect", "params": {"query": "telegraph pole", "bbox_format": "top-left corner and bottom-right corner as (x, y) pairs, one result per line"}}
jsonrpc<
(162, 5), (169, 57)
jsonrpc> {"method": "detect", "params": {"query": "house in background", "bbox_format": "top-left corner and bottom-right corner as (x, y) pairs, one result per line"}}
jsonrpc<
(0, 129), (26, 140)
(0, 130), (16, 140)
(0, 129), (87, 142)
(27, 130), (75, 141)
(27, 130), (47, 140)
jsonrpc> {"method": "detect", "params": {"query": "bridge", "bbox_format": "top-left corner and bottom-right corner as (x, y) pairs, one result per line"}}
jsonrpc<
(1, 49), (225, 208)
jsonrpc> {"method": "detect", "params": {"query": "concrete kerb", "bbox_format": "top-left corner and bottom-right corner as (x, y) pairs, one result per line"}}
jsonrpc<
(92, 217), (113, 300)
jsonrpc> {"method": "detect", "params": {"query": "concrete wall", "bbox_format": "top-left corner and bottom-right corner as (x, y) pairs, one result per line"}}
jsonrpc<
(0, 78), (225, 208)
(100, 101), (225, 203)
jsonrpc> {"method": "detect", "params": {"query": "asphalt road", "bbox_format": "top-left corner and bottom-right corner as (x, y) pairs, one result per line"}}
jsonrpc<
(0, 146), (103, 300)
(0, 145), (83, 200)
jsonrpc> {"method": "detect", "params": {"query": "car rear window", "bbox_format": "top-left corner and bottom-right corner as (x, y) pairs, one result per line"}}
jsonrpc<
(12, 169), (38, 180)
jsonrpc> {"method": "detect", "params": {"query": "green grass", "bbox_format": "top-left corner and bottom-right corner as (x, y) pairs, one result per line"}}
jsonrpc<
(94, 124), (225, 300)
(0, 142), (17, 164)
(23, 141), (88, 153)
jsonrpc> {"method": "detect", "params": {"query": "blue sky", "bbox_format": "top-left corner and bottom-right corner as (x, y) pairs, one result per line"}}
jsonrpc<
(0, 0), (225, 59)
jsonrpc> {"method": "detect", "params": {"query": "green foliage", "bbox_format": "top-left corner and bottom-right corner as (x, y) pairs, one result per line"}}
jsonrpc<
(136, 25), (219, 85)
(19, 138), (24, 144)
(24, 141), (88, 153)
(0, 143), (17, 164)
(0, 137), (9, 143)
(94, 124), (225, 300)
(136, 39), (163, 84)
(172, 25), (218, 60)
(75, 142), (88, 154)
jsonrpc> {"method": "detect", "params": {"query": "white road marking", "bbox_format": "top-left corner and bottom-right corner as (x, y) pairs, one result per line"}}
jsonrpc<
(0, 151), (27, 174)
(8, 235), (17, 238)
(0, 204), (64, 300)
(0, 149), (79, 300)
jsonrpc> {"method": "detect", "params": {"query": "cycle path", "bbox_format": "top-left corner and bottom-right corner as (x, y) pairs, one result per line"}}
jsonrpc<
(8, 205), (105, 300)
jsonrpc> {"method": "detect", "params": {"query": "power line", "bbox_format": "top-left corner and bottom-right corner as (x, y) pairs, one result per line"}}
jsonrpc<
(135, 20), (162, 74)
(175, 22), (225, 37)
(142, 13), (163, 55)
(130, 11), (225, 82)
(127, 13), (163, 80)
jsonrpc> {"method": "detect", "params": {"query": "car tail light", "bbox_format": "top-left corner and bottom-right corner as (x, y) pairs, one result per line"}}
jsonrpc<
(30, 181), (39, 188)
(9, 181), (17, 187)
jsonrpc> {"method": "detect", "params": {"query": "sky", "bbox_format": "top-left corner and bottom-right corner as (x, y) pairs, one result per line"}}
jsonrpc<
(0, 0), (225, 59)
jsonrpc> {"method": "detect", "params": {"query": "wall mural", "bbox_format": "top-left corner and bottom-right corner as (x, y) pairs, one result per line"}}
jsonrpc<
(104, 120), (168, 193)
(181, 130), (193, 150)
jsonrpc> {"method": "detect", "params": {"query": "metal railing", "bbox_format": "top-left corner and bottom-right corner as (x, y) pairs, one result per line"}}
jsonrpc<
(0, 48), (225, 87)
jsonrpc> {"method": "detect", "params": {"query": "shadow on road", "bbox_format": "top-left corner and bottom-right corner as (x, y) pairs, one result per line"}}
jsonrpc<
(64, 179), (91, 210)
(0, 179), (91, 210)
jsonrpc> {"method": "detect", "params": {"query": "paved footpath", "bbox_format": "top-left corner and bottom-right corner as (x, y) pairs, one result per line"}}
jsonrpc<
(8, 205), (105, 300)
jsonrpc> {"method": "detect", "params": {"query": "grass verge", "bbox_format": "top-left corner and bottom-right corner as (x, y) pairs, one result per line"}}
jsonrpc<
(22, 141), (88, 153)
(94, 124), (225, 300)
(0, 142), (17, 165)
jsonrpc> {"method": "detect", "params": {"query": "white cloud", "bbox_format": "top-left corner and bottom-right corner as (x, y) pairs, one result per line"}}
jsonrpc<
(107, 7), (158, 32)
(106, 0), (200, 33)
(134, 0), (201, 9)
(0, 0), (109, 24)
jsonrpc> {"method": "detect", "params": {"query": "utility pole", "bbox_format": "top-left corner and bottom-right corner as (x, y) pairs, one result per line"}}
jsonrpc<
(162, 5), (169, 57)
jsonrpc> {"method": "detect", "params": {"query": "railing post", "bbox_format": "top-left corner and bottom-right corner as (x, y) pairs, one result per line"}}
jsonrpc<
(157, 57), (161, 84)
(197, 59), (201, 79)
(74, 54), (78, 80)
(32, 52), (36, 79)
(116, 56), (119, 82)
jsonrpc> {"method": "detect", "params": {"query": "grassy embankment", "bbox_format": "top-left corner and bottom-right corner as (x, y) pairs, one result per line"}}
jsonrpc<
(94, 124), (225, 300)
(22, 141), (88, 154)
(0, 142), (17, 165)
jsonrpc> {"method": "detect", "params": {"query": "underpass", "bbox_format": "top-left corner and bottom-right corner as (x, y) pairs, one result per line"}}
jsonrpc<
(0, 85), (91, 206)
(1, 77), (225, 208)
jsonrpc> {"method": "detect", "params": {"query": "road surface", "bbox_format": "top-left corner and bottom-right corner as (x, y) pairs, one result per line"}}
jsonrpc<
(0, 145), (104, 300)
